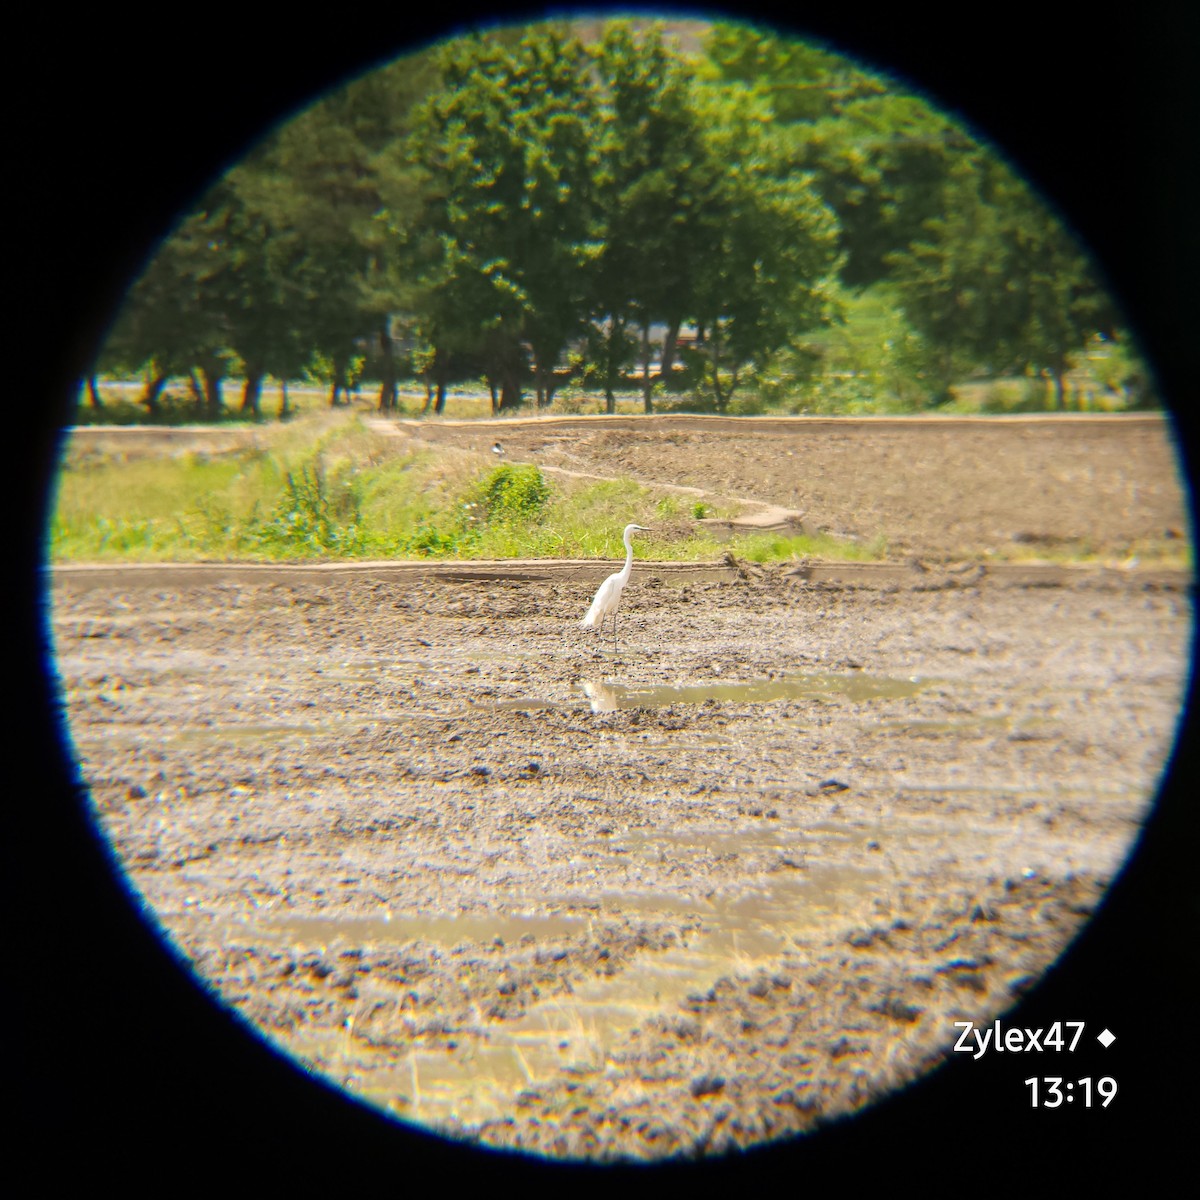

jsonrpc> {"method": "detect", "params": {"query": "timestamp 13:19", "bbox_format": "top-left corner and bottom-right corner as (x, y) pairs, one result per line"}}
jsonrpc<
(1025, 1077), (1117, 1108)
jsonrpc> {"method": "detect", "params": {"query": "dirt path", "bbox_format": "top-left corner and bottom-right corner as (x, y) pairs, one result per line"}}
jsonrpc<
(377, 412), (1190, 558)
(53, 562), (1190, 1159)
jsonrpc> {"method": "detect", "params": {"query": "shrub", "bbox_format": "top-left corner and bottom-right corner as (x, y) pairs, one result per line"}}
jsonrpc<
(475, 464), (551, 522)
(251, 460), (365, 554)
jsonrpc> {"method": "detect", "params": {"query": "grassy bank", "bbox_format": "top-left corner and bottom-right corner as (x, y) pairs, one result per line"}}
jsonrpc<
(50, 411), (885, 565)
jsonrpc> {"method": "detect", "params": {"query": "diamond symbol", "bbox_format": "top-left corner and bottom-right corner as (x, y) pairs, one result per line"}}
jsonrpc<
(1097, 1028), (1116, 1048)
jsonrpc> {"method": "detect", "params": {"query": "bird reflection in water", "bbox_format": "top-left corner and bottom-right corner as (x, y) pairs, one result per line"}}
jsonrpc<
(582, 679), (619, 712)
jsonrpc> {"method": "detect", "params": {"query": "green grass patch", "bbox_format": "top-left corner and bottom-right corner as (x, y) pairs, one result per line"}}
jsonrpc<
(729, 530), (889, 563)
(50, 409), (890, 566)
(985, 534), (1193, 571)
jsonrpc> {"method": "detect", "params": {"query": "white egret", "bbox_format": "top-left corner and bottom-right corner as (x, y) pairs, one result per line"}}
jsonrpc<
(580, 523), (651, 652)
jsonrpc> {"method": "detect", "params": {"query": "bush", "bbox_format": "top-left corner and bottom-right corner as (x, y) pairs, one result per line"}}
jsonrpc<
(404, 519), (464, 556)
(475, 464), (551, 522)
(251, 460), (365, 554)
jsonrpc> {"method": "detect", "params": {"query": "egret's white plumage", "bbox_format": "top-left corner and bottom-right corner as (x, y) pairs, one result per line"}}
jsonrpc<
(580, 523), (650, 651)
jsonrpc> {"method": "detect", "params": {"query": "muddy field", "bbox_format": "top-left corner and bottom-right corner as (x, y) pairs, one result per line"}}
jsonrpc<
(51, 576), (1188, 1159)
(49, 413), (1193, 1162)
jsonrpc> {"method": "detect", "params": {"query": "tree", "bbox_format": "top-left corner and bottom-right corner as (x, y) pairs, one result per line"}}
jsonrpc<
(685, 83), (840, 409)
(589, 22), (718, 412)
(705, 21), (880, 123)
(792, 94), (974, 289)
(705, 21), (972, 292)
(886, 156), (1013, 401)
(889, 154), (1115, 405)
(402, 26), (600, 412)
(102, 198), (235, 419)
(91, 16), (1120, 423)
(999, 185), (1117, 407)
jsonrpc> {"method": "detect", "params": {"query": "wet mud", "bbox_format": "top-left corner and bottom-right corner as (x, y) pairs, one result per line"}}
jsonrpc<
(51, 562), (1190, 1159)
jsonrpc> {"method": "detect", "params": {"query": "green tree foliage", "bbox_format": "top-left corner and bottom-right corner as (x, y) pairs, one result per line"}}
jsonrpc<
(686, 84), (839, 409)
(89, 17), (1136, 422)
(888, 154), (1116, 405)
(103, 193), (245, 419)
(404, 25), (600, 413)
(704, 22), (959, 287)
(589, 22), (719, 412)
(704, 23), (880, 122)
(795, 94), (973, 289)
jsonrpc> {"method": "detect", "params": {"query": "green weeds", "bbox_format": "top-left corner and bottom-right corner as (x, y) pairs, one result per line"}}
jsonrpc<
(251, 462), (366, 555)
(50, 410), (896, 566)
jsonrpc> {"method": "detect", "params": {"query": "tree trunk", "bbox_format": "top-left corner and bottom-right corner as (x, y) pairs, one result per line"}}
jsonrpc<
(377, 325), (397, 412)
(240, 369), (264, 420)
(141, 369), (167, 417)
(188, 370), (205, 412)
(498, 372), (522, 412)
(641, 321), (654, 414)
(708, 331), (726, 412)
(532, 351), (557, 411)
(494, 339), (524, 413)
(656, 315), (682, 382)
(712, 369), (725, 411)
(1052, 365), (1066, 412)
(603, 322), (615, 411)
(200, 365), (225, 420)
(603, 315), (624, 415)
(278, 379), (290, 420)
(86, 375), (104, 410)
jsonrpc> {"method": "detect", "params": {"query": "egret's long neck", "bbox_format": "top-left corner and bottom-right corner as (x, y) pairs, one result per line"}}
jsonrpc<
(618, 529), (636, 583)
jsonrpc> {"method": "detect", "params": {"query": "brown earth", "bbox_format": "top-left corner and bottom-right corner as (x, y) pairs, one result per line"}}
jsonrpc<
(382, 411), (1192, 558)
(50, 414), (1192, 1161)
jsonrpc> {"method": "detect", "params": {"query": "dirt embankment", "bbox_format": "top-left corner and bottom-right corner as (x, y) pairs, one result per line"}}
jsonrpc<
(65, 411), (1190, 560)
(387, 412), (1189, 559)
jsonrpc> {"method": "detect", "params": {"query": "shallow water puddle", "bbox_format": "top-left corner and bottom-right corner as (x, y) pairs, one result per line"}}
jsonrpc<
(189, 909), (587, 950)
(315, 657), (432, 686)
(180, 792), (1075, 1131)
(377, 796), (1088, 1127)
(179, 801), (1100, 1133)
(494, 670), (927, 714)
(213, 845), (893, 1129)
(368, 862), (888, 1129)
(173, 722), (325, 743)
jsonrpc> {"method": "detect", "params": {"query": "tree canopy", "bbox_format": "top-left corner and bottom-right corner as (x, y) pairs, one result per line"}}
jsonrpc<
(89, 18), (1145, 420)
